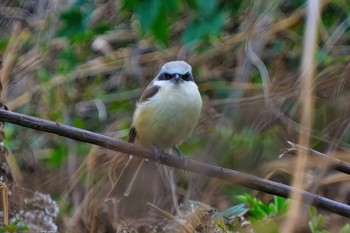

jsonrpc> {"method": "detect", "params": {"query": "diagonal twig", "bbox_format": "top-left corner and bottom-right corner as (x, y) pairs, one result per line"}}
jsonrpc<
(285, 141), (350, 175)
(0, 109), (349, 218)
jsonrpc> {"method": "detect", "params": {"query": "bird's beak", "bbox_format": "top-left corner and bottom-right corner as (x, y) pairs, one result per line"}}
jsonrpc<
(174, 74), (180, 82)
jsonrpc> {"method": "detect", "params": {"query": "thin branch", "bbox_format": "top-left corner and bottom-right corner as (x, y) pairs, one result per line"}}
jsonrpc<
(0, 109), (349, 218)
(286, 141), (350, 175)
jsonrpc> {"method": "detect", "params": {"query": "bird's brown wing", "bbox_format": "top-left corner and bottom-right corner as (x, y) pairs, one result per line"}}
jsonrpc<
(128, 127), (137, 143)
(128, 84), (160, 143)
(139, 84), (160, 102)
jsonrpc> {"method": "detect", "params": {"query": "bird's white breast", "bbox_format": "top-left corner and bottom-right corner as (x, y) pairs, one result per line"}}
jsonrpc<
(133, 81), (202, 150)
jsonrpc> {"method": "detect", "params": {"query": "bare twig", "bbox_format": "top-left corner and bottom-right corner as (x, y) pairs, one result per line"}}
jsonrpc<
(286, 141), (350, 175)
(0, 110), (349, 218)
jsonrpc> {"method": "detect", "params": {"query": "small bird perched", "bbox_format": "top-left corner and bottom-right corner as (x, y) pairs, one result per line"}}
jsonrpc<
(107, 61), (202, 202)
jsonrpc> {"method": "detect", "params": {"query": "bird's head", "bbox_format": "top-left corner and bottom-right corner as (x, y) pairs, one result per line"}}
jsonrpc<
(157, 61), (194, 84)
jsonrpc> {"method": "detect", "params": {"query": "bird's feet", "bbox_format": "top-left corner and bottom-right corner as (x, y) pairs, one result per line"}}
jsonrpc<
(173, 146), (188, 167)
(154, 147), (164, 165)
(153, 147), (188, 167)
(173, 146), (185, 159)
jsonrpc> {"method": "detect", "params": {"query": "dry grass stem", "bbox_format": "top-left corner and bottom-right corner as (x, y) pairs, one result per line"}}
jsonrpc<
(0, 182), (8, 225)
(284, 0), (321, 232)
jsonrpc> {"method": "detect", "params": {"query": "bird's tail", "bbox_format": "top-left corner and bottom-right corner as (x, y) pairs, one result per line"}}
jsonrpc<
(105, 155), (144, 203)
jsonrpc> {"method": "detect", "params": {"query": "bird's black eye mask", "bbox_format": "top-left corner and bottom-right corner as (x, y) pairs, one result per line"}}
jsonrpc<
(158, 72), (193, 81)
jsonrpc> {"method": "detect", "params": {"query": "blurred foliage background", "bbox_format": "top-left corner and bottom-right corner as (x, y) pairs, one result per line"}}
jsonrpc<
(1, 0), (350, 232)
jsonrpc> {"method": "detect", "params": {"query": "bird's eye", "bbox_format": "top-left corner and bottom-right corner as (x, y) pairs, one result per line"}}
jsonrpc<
(159, 72), (172, 80)
(182, 72), (191, 81)
(164, 72), (172, 80)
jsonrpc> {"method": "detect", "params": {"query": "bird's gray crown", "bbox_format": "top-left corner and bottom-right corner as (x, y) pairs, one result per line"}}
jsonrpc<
(160, 61), (192, 75)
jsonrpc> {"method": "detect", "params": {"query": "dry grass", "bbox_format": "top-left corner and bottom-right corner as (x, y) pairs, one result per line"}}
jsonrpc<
(283, 0), (320, 232)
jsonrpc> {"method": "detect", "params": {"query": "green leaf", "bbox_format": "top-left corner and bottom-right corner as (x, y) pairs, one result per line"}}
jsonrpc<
(309, 206), (327, 233)
(135, 0), (162, 32)
(56, 1), (95, 41)
(119, 0), (182, 45)
(56, 8), (84, 38)
(182, 0), (225, 45)
(37, 67), (51, 82)
(57, 48), (78, 73)
(47, 145), (68, 168)
(16, 225), (30, 231)
(223, 203), (249, 217)
(222, 203), (249, 224)
(236, 193), (257, 207)
(197, 0), (216, 13)
(250, 208), (267, 220)
(0, 219), (29, 233)
(0, 37), (9, 52)
(273, 196), (289, 214)
(185, 0), (199, 9)
(163, 0), (180, 17)
(258, 202), (271, 215)
(91, 23), (113, 35)
(121, 0), (139, 10)
(236, 194), (290, 221)
(151, 6), (169, 45)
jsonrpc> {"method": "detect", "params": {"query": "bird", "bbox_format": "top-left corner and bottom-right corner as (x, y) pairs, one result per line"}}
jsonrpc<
(106, 60), (202, 202)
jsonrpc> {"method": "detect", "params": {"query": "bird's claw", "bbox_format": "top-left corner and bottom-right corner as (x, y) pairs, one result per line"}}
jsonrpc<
(154, 147), (164, 166)
(173, 146), (188, 167)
